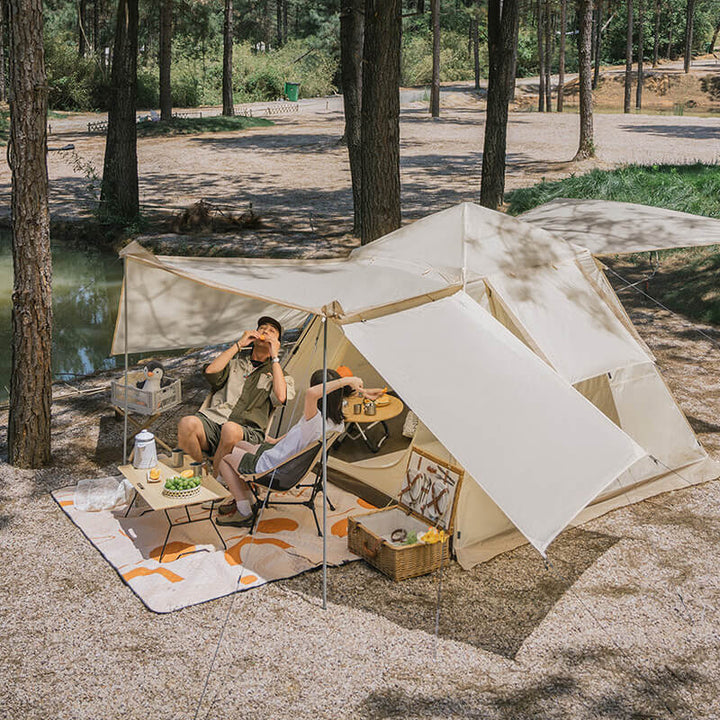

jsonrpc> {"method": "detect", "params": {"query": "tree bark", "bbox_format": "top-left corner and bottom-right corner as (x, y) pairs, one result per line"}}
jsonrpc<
(340, 0), (364, 236)
(544, 0), (552, 112)
(0, 4), (6, 102)
(430, 0), (440, 117)
(557, 0), (566, 110)
(683, 0), (695, 73)
(100, 0), (139, 221)
(508, 8), (520, 101)
(159, 0), (172, 121)
(360, 0), (401, 244)
(222, 0), (234, 116)
(636, 0), (643, 108)
(666, 7), (672, 58)
(709, 21), (719, 54)
(283, 0), (288, 44)
(537, 0), (545, 111)
(624, 0), (633, 113)
(652, 0), (660, 66)
(574, 0), (594, 158)
(79, 0), (88, 56)
(593, 0), (602, 89)
(480, 0), (520, 209)
(6, 0), (52, 467)
(94, 0), (100, 54)
(276, 0), (282, 46)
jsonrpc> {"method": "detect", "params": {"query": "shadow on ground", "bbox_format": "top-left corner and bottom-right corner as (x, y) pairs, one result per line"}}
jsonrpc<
(282, 525), (620, 660)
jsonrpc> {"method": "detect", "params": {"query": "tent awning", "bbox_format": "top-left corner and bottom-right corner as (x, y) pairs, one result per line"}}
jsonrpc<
(342, 291), (646, 554)
(519, 198), (720, 255)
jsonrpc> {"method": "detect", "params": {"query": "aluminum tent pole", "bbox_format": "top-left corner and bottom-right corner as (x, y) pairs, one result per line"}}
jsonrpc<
(321, 315), (328, 610)
(123, 258), (129, 464)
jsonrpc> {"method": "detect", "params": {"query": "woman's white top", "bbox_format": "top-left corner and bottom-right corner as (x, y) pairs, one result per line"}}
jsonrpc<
(255, 412), (344, 474)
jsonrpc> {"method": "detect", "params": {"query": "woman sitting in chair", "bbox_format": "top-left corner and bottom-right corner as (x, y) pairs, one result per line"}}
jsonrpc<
(216, 368), (366, 527)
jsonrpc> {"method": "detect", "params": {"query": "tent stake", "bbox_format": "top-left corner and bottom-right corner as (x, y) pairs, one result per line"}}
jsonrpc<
(321, 315), (328, 610)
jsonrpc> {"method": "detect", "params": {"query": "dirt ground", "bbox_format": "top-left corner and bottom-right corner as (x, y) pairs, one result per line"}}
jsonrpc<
(1, 69), (720, 719)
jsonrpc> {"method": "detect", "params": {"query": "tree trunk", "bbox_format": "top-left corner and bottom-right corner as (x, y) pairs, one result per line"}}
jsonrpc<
(652, 0), (660, 66)
(360, 0), (401, 244)
(222, 0), (234, 116)
(159, 0), (172, 121)
(544, 0), (552, 111)
(574, 0), (594, 158)
(557, 0), (566, 110)
(276, 0), (282, 46)
(0, 4), (6, 102)
(537, 0), (545, 111)
(100, 0), (139, 221)
(666, 6), (672, 58)
(430, 0), (440, 117)
(472, 16), (480, 90)
(508, 8), (520, 101)
(480, 0), (520, 209)
(340, 0), (364, 236)
(94, 0), (100, 54)
(636, 0), (643, 108)
(593, 0), (602, 89)
(283, 0), (288, 43)
(683, 0), (695, 73)
(6, 0), (52, 468)
(624, 0), (633, 113)
(709, 20), (719, 54)
(79, 0), (88, 56)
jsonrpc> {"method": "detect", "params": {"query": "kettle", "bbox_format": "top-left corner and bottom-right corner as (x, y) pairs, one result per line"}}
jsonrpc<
(133, 429), (158, 469)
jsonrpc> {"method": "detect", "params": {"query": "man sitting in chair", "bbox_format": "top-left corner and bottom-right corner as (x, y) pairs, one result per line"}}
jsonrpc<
(177, 316), (295, 477)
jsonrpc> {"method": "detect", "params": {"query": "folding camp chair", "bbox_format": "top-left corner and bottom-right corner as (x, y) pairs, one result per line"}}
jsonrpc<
(246, 433), (340, 536)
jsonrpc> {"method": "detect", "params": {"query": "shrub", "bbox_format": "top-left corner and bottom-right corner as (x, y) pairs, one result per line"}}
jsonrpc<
(45, 37), (105, 110)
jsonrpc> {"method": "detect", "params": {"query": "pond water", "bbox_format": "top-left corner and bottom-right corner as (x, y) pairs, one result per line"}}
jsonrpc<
(0, 231), (124, 401)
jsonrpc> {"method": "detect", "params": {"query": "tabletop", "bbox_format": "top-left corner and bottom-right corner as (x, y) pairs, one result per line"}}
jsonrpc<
(343, 394), (404, 424)
(118, 459), (230, 512)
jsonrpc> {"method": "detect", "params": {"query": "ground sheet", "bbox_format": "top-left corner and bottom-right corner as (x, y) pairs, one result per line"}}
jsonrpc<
(53, 482), (373, 613)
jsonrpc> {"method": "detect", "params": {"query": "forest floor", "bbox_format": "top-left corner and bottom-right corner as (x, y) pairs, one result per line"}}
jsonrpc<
(1, 61), (720, 719)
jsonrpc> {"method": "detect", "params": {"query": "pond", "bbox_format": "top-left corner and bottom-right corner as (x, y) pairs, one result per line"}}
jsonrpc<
(0, 231), (124, 402)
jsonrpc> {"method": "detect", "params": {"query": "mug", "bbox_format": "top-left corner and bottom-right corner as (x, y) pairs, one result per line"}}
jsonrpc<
(171, 448), (184, 468)
(353, 403), (363, 414)
(189, 461), (204, 479)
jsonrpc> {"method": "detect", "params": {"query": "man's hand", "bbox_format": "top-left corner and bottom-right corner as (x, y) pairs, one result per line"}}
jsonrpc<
(267, 334), (281, 358)
(237, 330), (259, 350)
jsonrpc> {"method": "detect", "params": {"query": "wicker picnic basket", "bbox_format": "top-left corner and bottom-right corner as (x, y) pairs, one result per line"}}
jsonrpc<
(348, 508), (451, 581)
(347, 448), (463, 581)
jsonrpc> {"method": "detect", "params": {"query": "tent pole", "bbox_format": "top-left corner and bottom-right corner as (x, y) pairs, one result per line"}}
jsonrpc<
(321, 315), (328, 610)
(123, 259), (129, 465)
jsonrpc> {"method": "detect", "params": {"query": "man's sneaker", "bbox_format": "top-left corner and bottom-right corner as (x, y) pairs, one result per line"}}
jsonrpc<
(216, 509), (256, 528)
(202, 499), (235, 514)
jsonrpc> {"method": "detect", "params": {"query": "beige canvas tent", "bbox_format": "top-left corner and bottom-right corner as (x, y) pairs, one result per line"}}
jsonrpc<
(112, 201), (720, 568)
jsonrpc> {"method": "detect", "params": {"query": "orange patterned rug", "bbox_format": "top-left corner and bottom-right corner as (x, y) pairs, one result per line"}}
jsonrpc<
(53, 483), (375, 613)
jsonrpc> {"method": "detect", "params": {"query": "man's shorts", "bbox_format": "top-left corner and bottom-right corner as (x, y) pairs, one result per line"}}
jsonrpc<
(195, 413), (266, 455)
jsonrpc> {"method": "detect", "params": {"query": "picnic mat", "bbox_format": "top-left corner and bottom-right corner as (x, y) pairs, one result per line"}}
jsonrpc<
(53, 482), (375, 613)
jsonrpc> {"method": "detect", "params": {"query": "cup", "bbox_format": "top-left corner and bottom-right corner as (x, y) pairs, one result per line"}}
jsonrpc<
(364, 402), (377, 416)
(189, 461), (204, 479)
(171, 447), (184, 468)
(353, 403), (363, 414)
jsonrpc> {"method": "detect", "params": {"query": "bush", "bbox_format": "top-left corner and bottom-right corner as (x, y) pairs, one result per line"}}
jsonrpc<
(402, 31), (476, 86)
(136, 68), (159, 109)
(244, 68), (285, 101)
(45, 37), (106, 110)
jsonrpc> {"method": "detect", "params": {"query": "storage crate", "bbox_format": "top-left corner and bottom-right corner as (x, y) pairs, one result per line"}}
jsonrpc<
(347, 447), (463, 581)
(110, 371), (182, 415)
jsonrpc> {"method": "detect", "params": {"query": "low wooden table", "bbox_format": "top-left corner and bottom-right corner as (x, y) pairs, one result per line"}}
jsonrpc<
(342, 395), (404, 453)
(118, 459), (231, 562)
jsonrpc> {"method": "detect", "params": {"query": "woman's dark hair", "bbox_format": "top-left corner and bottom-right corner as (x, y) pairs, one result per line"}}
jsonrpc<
(310, 368), (349, 425)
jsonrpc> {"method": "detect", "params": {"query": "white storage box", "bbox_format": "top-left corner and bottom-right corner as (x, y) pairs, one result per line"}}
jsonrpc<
(111, 370), (182, 415)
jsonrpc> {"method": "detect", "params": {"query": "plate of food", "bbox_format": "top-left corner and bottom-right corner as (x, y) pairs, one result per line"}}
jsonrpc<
(375, 396), (391, 407)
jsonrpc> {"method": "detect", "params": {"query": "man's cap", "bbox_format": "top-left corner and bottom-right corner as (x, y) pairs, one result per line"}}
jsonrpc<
(257, 315), (282, 339)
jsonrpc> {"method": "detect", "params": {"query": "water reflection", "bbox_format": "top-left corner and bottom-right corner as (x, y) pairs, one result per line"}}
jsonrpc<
(0, 231), (123, 401)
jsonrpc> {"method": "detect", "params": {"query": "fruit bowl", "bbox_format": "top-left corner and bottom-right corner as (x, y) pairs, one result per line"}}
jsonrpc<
(162, 476), (202, 499)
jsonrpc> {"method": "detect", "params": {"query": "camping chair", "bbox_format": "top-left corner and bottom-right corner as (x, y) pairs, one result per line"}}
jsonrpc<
(246, 433), (340, 536)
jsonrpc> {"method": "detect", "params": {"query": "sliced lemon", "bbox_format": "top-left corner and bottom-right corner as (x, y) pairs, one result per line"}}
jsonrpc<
(180, 469), (194, 479)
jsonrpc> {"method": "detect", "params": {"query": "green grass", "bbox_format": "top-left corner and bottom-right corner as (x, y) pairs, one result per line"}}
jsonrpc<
(506, 163), (720, 218)
(506, 163), (720, 327)
(136, 115), (273, 138)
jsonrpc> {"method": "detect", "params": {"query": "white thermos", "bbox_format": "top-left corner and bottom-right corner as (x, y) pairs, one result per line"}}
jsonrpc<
(133, 429), (158, 469)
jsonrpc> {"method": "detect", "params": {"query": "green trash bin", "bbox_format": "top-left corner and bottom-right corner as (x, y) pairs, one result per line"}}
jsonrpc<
(284, 81), (300, 102)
